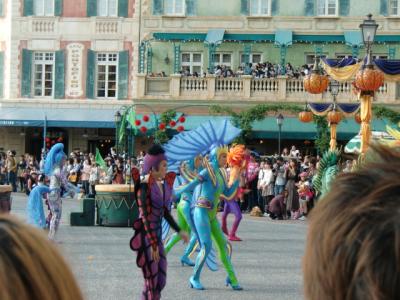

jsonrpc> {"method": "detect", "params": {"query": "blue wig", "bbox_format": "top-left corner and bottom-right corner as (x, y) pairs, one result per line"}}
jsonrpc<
(44, 143), (66, 176)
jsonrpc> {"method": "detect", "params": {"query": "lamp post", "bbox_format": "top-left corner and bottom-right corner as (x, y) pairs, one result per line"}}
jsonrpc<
(114, 111), (122, 155)
(276, 114), (284, 156)
(358, 14), (380, 155)
(328, 80), (341, 150)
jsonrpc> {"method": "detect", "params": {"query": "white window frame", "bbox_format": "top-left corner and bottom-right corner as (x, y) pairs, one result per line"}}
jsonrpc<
(181, 52), (203, 74)
(212, 53), (232, 67)
(250, 0), (271, 16)
(96, 53), (119, 99)
(97, 0), (118, 17)
(164, 0), (186, 16)
(317, 0), (338, 16)
(34, 0), (54, 16)
(32, 52), (55, 98)
(390, 0), (400, 16)
(240, 53), (263, 65)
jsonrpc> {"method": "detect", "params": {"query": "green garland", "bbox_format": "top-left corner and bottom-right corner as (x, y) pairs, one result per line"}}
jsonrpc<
(373, 106), (400, 125)
(209, 104), (330, 153)
(154, 109), (177, 144)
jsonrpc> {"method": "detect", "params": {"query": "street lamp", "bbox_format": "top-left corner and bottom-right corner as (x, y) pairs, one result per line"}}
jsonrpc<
(114, 111), (122, 155)
(276, 114), (284, 156)
(327, 80), (342, 150)
(359, 13), (378, 66)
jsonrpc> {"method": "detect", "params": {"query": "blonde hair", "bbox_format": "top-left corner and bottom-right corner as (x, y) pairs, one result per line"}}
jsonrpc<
(216, 146), (229, 159)
(0, 215), (84, 300)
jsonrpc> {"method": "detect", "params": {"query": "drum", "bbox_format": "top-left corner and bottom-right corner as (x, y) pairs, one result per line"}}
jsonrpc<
(95, 184), (138, 227)
(0, 185), (12, 213)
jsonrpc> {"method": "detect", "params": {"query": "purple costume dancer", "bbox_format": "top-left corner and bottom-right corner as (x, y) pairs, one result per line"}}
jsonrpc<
(130, 145), (187, 300)
(221, 197), (243, 242)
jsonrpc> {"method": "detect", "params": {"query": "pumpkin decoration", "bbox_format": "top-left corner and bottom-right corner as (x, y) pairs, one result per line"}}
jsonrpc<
(298, 111), (313, 123)
(304, 73), (329, 94)
(354, 67), (384, 92)
(327, 110), (342, 125)
(355, 114), (362, 124)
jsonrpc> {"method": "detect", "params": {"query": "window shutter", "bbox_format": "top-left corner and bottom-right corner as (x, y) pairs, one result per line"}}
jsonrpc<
(146, 48), (153, 74)
(0, 0), (4, 17)
(23, 0), (34, 16)
(304, 0), (315, 16)
(241, 0), (249, 15)
(0, 52), (4, 98)
(54, 0), (63, 16)
(21, 49), (32, 98)
(380, 0), (388, 16)
(138, 44), (145, 73)
(118, 0), (128, 17)
(339, 0), (349, 16)
(54, 50), (65, 99)
(153, 0), (164, 15)
(118, 50), (129, 100)
(186, 0), (196, 16)
(87, 0), (97, 17)
(86, 49), (95, 99)
(271, 0), (279, 16)
(174, 45), (181, 74)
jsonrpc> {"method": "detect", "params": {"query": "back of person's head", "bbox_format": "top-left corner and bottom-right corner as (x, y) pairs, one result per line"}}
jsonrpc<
(0, 215), (83, 300)
(303, 145), (400, 300)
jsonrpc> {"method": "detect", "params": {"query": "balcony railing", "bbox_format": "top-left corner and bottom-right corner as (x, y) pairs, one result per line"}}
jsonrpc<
(137, 74), (399, 104)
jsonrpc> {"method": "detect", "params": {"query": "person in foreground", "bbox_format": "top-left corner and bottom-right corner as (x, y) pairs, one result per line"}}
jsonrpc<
(130, 144), (188, 300)
(0, 214), (83, 300)
(303, 145), (400, 300)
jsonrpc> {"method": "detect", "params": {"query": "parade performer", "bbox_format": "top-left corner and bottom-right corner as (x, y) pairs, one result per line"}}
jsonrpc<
(44, 143), (79, 241)
(130, 144), (188, 300)
(221, 146), (247, 242)
(312, 149), (340, 200)
(164, 156), (202, 267)
(164, 120), (244, 291)
(26, 184), (51, 229)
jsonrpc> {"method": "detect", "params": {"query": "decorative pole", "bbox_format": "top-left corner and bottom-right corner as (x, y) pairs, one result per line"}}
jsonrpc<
(114, 111), (122, 155)
(357, 14), (383, 155)
(327, 80), (341, 151)
(276, 114), (284, 155)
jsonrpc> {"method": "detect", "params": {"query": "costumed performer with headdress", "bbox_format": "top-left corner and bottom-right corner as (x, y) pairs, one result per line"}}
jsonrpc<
(130, 144), (189, 300)
(221, 145), (247, 242)
(164, 120), (245, 291)
(164, 155), (203, 266)
(26, 184), (51, 229)
(44, 143), (79, 241)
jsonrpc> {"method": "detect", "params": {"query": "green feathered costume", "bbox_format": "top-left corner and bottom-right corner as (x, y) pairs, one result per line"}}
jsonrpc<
(313, 149), (341, 199)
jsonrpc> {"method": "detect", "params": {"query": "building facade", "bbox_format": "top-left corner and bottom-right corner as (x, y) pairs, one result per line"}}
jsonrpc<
(0, 0), (399, 157)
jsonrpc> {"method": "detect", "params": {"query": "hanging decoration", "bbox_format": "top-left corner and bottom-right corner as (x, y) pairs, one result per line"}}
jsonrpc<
(303, 57), (329, 94)
(298, 111), (313, 123)
(354, 67), (384, 92)
(143, 115), (150, 122)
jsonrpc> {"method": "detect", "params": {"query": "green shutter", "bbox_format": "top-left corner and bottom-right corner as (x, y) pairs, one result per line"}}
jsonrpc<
(0, 0), (4, 17)
(244, 44), (251, 64)
(304, 0), (315, 16)
(153, 0), (164, 15)
(380, 0), (388, 16)
(339, 0), (349, 16)
(55, 0), (63, 16)
(186, 0), (196, 16)
(0, 52), (4, 98)
(24, 0), (34, 16)
(388, 47), (396, 59)
(118, 50), (129, 100)
(118, 0), (128, 17)
(146, 47), (153, 74)
(87, 0), (97, 17)
(241, 0), (249, 15)
(54, 50), (65, 99)
(21, 49), (32, 98)
(271, 0), (279, 16)
(86, 49), (95, 99)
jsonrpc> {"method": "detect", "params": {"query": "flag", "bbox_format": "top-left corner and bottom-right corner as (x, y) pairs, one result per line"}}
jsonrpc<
(126, 107), (138, 134)
(95, 148), (106, 170)
(119, 111), (127, 143)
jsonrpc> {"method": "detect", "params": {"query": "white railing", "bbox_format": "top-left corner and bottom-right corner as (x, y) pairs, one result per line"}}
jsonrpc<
(137, 74), (397, 103)
(216, 78), (243, 93)
(95, 20), (119, 34)
(181, 77), (208, 92)
(31, 19), (56, 33)
(251, 78), (279, 93)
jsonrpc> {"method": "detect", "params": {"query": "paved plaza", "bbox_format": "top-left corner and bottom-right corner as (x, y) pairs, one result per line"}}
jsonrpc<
(11, 193), (306, 300)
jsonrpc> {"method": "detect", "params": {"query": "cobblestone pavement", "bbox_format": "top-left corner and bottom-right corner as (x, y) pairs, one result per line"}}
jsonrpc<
(10, 193), (306, 300)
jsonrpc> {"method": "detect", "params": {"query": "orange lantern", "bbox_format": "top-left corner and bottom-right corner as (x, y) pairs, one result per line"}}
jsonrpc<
(298, 111), (313, 123)
(304, 73), (329, 94)
(355, 113), (362, 124)
(354, 67), (384, 92)
(327, 110), (342, 124)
